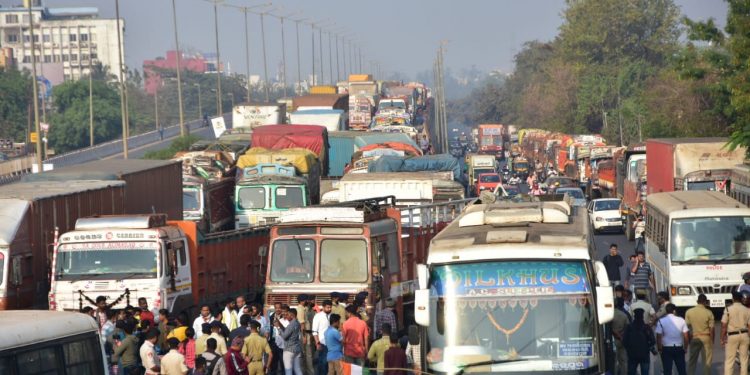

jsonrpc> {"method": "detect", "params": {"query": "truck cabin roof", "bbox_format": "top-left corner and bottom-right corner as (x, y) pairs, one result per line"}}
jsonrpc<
(646, 190), (745, 216)
(647, 137), (730, 145)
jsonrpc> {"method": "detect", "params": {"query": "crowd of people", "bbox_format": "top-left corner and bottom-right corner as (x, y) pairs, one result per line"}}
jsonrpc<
(81, 291), (422, 375)
(602, 244), (750, 375)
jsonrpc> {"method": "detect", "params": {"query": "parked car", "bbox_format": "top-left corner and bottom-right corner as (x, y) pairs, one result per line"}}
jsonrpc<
(587, 198), (623, 233)
(556, 187), (586, 207)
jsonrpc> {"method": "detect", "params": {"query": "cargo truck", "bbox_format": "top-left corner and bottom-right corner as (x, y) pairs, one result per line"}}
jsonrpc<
(289, 109), (346, 132)
(348, 75), (379, 131)
(466, 154), (497, 188)
(646, 138), (746, 194)
(232, 103), (286, 129)
(0, 180), (126, 310)
(373, 98), (411, 126)
(335, 172), (464, 207)
(49, 215), (268, 315)
(412, 199), (615, 374)
(477, 124), (504, 159)
(251, 125), (330, 177)
(616, 144), (646, 240)
(234, 148), (321, 228)
(182, 175), (234, 233)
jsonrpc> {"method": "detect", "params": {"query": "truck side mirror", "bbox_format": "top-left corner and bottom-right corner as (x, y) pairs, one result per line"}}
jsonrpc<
(596, 286), (614, 324)
(414, 289), (431, 326)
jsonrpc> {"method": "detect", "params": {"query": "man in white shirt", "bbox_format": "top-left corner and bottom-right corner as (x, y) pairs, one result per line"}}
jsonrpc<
(655, 303), (689, 375)
(630, 289), (656, 325)
(312, 300), (333, 375)
(192, 304), (215, 339)
(140, 329), (161, 375)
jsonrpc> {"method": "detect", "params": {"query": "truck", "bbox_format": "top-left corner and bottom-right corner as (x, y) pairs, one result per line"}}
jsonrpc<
(412, 198), (615, 374)
(616, 144), (646, 240)
(646, 138), (746, 194)
(234, 148), (321, 228)
(49, 214), (269, 314)
(348, 75), (379, 131)
(289, 109), (346, 132)
(291, 94), (349, 112)
(22, 159), (184, 221)
(478, 124), (504, 159)
(646, 191), (750, 314)
(232, 103), (287, 129)
(730, 163), (750, 206)
(327, 132), (420, 177)
(335, 172), (465, 207)
(466, 154), (497, 188)
(264, 196), (473, 327)
(251, 124), (330, 177)
(182, 175), (234, 233)
(373, 98), (411, 126)
(0, 180), (126, 310)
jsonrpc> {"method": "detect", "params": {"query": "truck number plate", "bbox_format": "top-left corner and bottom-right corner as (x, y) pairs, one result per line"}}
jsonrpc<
(710, 299), (725, 308)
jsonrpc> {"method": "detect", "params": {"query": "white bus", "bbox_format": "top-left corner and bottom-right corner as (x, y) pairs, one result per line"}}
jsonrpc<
(0, 310), (108, 374)
(413, 199), (615, 374)
(645, 190), (750, 312)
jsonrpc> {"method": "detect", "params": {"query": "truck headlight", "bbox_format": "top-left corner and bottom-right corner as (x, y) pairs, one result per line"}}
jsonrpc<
(595, 217), (603, 222)
(670, 286), (692, 296)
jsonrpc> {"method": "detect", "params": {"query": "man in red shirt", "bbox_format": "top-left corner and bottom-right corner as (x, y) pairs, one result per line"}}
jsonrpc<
(342, 305), (369, 366)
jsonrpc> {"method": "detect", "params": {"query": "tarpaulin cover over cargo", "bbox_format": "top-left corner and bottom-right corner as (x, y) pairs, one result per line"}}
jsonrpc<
(251, 125), (329, 175)
(368, 154), (463, 181)
(236, 148), (319, 174)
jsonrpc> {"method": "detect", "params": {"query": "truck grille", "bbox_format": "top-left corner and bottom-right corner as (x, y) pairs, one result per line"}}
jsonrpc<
(266, 293), (354, 307)
(94, 281), (109, 290)
(695, 285), (734, 294)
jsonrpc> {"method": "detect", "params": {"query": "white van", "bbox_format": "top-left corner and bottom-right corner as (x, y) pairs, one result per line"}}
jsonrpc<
(0, 310), (108, 374)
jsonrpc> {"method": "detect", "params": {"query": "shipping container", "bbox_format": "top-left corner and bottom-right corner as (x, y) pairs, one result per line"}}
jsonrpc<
(0, 180), (126, 309)
(23, 159), (183, 220)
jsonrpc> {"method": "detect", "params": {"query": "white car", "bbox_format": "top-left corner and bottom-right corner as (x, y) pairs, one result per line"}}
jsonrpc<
(587, 198), (623, 233)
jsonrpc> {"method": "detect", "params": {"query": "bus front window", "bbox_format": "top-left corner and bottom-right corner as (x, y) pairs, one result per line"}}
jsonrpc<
(55, 243), (159, 280)
(426, 261), (597, 374)
(671, 216), (750, 263)
(270, 239), (316, 283)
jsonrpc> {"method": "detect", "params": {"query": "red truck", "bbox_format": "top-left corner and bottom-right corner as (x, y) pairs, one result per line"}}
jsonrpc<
(0, 180), (126, 310)
(616, 144), (646, 240)
(251, 125), (330, 177)
(646, 138), (745, 195)
(478, 124), (505, 159)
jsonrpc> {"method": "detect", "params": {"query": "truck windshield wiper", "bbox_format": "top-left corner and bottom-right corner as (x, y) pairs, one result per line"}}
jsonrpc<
(455, 359), (529, 375)
(719, 250), (750, 261)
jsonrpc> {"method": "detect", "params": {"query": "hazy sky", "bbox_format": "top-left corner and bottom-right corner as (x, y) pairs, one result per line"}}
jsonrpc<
(5, 0), (729, 79)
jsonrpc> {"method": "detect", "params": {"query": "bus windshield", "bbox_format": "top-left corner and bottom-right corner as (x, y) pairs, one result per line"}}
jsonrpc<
(270, 239), (316, 283)
(183, 188), (201, 211)
(425, 261), (598, 374)
(671, 216), (750, 263)
(55, 243), (159, 280)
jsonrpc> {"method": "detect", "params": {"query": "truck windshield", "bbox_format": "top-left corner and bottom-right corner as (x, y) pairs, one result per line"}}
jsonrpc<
(686, 181), (717, 191)
(320, 239), (368, 282)
(515, 162), (529, 170)
(238, 187), (266, 209)
(480, 175), (501, 183)
(671, 216), (750, 263)
(183, 188), (201, 211)
(55, 243), (159, 280)
(270, 239), (316, 283)
(275, 187), (305, 209)
(425, 260), (597, 374)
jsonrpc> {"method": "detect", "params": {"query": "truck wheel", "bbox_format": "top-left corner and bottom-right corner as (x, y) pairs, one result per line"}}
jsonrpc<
(625, 214), (634, 241)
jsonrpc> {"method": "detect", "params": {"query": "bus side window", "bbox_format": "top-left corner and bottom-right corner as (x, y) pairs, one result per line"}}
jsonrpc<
(63, 336), (103, 374)
(16, 346), (59, 374)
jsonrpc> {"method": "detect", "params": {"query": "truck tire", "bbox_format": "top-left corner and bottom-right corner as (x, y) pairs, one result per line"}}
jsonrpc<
(625, 214), (634, 241)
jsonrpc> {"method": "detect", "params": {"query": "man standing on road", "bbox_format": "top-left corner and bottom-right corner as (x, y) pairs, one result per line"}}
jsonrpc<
(630, 251), (655, 301)
(684, 294), (714, 375)
(655, 303), (688, 375)
(342, 305), (369, 366)
(242, 321), (272, 375)
(721, 291), (750, 375)
(194, 304), (215, 339)
(602, 244), (624, 286)
(373, 298), (397, 340)
(630, 290), (655, 326)
(312, 300), (332, 375)
(611, 298), (630, 375)
(277, 308), (303, 375)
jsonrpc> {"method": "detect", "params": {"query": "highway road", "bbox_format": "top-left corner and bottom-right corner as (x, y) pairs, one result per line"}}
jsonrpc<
(105, 122), (217, 160)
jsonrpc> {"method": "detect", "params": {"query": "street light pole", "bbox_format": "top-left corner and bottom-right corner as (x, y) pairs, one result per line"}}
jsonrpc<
(88, 54), (94, 147)
(335, 34), (340, 82)
(212, 0), (222, 116)
(243, 8), (251, 102)
(328, 31), (333, 85)
(280, 16), (288, 98)
(154, 91), (159, 130)
(27, 3), (42, 169)
(260, 12), (270, 102)
(171, 0), (185, 136)
(114, 0), (128, 158)
(195, 83), (202, 119)
(292, 19), (306, 95)
(311, 23), (315, 86)
(318, 27), (324, 85)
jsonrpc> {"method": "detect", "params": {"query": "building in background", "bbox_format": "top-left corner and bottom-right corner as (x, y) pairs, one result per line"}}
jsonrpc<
(142, 50), (211, 95)
(0, 0), (123, 85)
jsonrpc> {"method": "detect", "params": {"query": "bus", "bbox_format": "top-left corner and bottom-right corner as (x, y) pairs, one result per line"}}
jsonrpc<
(645, 190), (750, 313)
(0, 310), (108, 374)
(412, 199), (615, 374)
(730, 163), (750, 206)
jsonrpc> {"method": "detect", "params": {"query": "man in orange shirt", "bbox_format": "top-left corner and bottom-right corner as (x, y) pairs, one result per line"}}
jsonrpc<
(342, 305), (369, 366)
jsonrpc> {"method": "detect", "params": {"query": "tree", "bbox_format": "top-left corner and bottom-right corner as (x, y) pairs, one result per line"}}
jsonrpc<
(0, 68), (32, 141)
(725, 0), (750, 154)
(47, 79), (122, 153)
(143, 134), (202, 160)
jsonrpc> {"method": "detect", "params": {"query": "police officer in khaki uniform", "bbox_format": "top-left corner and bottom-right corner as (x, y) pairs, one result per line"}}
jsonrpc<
(685, 294), (714, 375)
(721, 291), (750, 375)
(243, 321), (273, 375)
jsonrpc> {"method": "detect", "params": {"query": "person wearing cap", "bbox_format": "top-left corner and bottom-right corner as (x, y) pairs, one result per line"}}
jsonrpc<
(242, 321), (272, 375)
(629, 290), (655, 326)
(685, 294), (714, 375)
(224, 336), (248, 375)
(331, 293), (347, 319)
(210, 320), (229, 356)
(655, 303), (688, 375)
(721, 291), (750, 375)
(374, 298), (397, 340)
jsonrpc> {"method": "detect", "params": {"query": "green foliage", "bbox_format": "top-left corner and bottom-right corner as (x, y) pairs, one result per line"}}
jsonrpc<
(47, 79), (122, 153)
(143, 134), (202, 160)
(726, 0), (750, 154)
(0, 68), (32, 141)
